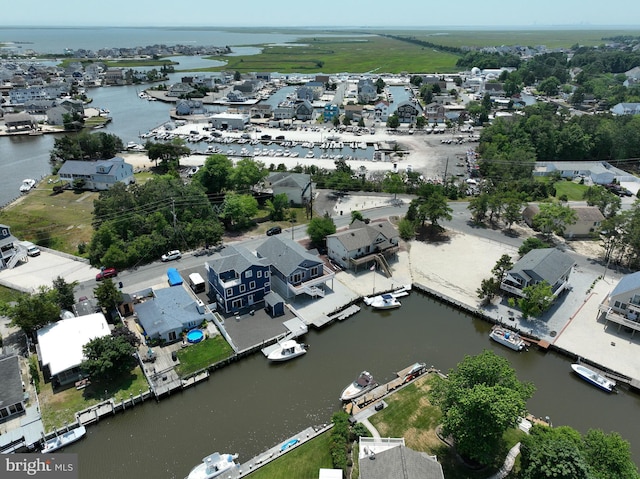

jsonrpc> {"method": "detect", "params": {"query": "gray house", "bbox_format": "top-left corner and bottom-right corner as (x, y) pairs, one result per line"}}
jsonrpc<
(265, 172), (313, 206)
(256, 236), (334, 300)
(0, 355), (26, 420)
(500, 248), (575, 298)
(58, 157), (135, 191)
(358, 438), (444, 479)
(599, 271), (640, 336)
(135, 286), (208, 343)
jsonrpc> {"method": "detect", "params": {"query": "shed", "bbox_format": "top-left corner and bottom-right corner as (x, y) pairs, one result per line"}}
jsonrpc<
(265, 291), (285, 317)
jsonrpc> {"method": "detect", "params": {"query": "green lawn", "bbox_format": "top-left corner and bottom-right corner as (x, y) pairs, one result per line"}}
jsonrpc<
(245, 432), (333, 479)
(175, 335), (235, 377)
(554, 180), (589, 201)
(38, 365), (149, 430)
(0, 285), (25, 304)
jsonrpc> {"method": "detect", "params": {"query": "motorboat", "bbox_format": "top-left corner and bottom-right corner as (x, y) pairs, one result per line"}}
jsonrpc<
(489, 325), (526, 351)
(41, 425), (86, 453)
(186, 452), (239, 479)
(267, 340), (307, 362)
(341, 371), (377, 401)
(571, 363), (616, 393)
(19, 178), (36, 193)
(403, 362), (427, 382)
(279, 438), (299, 451)
(364, 293), (401, 310)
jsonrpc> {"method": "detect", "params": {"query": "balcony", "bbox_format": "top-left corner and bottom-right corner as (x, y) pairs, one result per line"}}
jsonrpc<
(599, 305), (640, 337)
(287, 266), (335, 297)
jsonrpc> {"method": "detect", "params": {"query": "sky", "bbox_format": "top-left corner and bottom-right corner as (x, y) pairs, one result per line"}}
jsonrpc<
(3, 0), (640, 28)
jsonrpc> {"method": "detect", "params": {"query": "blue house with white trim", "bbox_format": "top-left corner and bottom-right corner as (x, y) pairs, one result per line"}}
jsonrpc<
(205, 245), (271, 315)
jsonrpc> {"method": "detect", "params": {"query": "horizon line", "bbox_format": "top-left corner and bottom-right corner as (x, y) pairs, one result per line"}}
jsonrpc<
(2, 24), (640, 29)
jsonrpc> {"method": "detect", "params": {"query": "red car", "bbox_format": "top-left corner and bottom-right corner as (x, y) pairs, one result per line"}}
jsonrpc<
(96, 267), (117, 281)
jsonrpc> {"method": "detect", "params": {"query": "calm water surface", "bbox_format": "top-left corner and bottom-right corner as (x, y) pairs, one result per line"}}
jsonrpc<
(68, 292), (640, 478)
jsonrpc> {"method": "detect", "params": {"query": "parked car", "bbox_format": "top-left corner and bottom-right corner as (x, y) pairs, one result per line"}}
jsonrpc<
(161, 250), (182, 262)
(96, 267), (117, 281)
(266, 226), (282, 236)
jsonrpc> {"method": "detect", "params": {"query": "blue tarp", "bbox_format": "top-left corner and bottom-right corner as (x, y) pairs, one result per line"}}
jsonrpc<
(167, 267), (183, 286)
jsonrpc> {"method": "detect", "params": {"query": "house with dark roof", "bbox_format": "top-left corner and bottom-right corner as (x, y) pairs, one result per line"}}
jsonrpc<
(134, 286), (208, 343)
(256, 236), (334, 300)
(358, 437), (444, 479)
(0, 224), (21, 270)
(500, 248), (575, 298)
(265, 172), (313, 206)
(0, 355), (26, 420)
(599, 271), (640, 337)
(205, 245), (271, 315)
(394, 101), (423, 124)
(58, 157), (134, 191)
(294, 100), (314, 121)
(358, 78), (378, 103)
(326, 219), (400, 271)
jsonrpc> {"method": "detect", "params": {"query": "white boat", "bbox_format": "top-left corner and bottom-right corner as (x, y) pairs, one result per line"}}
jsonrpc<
(267, 340), (307, 362)
(186, 452), (239, 479)
(571, 363), (616, 393)
(403, 362), (427, 382)
(489, 325), (526, 351)
(340, 371), (377, 401)
(41, 425), (86, 453)
(364, 293), (401, 310)
(19, 178), (36, 193)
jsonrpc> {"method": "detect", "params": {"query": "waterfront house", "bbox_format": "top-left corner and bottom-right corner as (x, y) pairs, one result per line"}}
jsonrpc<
(0, 355), (26, 420)
(256, 235), (335, 300)
(500, 248), (575, 298)
(37, 313), (111, 386)
(208, 112), (250, 130)
(326, 219), (400, 271)
(294, 100), (314, 121)
(264, 172), (314, 206)
(0, 224), (23, 271)
(358, 437), (444, 479)
(58, 157), (135, 191)
(167, 82), (194, 97)
(394, 101), (423, 124)
(344, 104), (363, 121)
(599, 271), (640, 337)
(564, 206), (604, 239)
(374, 100), (390, 121)
(296, 86), (314, 101)
(357, 78), (378, 103)
(424, 102), (446, 124)
(205, 245), (271, 315)
(3, 112), (36, 131)
(134, 286), (208, 343)
(323, 103), (340, 122)
(103, 68), (124, 86)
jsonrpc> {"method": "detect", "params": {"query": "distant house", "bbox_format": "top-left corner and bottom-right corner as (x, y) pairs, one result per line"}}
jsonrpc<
(294, 100), (314, 121)
(374, 100), (390, 121)
(424, 102), (446, 124)
(326, 219), (400, 271)
(564, 206), (604, 239)
(0, 355), (26, 420)
(205, 245), (271, 315)
(265, 172), (313, 206)
(394, 101), (423, 124)
(357, 78), (378, 103)
(533, 161), (620, 185)
(3, 112), (36, 131)
(167, 82), (194, 97)
(256, 235), (334, 300)
(58, 157), (135, 191)
(103, 68), (124, 86)
(500, 248), (575, 298)
(611, 102), (640, 115)
(134, 286), (208, 343)
(208, 112), (249, 130)
(37, 313), (111, 386)
(323, 103), (340, 122)
(344, 104), (363, 121)
(522, 204), (540, 228)
(358, 437), (444, 479)
(296, 86), (314, 102)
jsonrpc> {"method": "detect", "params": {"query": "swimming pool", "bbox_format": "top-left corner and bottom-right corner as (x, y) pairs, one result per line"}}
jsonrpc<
(186, 329), (204, 344)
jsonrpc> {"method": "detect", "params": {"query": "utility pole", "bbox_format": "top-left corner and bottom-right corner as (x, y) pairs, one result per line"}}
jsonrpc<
(171, 198), (177, 233)
(443, 157), (449, 184)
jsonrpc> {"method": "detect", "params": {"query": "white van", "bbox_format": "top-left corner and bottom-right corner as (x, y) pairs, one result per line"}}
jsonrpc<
(19, 241), (40, 257)
(188, 273), (205, 294)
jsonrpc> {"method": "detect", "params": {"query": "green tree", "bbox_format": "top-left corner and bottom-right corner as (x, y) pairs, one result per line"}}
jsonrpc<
(350, 210), (364, 224)
(583, 185), (621, 218)
(307, 214), (336, 247)
(533, 203), (577, 239)
(477, 277), (499, 302)
(145, 139), (191, 172)
(230, 158), (267, 192)
(503, 196), (525, 232)
(52, 276), (78, 312)
(386, 114), (400, 129)
(517, 281), (554, 318)
(375, 78), (385, 94)
(492, 254), (513, 284)
(221, 193), (259, 229)
(93, 279), (123, 315)
(468, 193), (489, 224)
(430, 350), (534, 465)
(382, 172), (405, 200)
(81, 334), (136, 382)
(7, 286), (60, 337)
(538, 76), (562, 96)
(196, 154), (233, 194)
(583, 429), (639, 479)
(418, 191), (452, 229)
(265, 193), (289, 221)
(518, 237), (550, 257)
(397, 217), (416, 241)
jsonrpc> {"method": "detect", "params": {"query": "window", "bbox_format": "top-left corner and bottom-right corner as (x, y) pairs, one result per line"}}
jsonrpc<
(257, 270), (262, 278)
(240, 284), (246, 293)
(226, 288), (233, 297)
(245, 270), (253, 278)
(250, 281), (256, 290)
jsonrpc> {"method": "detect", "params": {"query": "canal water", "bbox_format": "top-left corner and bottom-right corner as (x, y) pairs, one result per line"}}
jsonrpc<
(68, 292), (640, 478)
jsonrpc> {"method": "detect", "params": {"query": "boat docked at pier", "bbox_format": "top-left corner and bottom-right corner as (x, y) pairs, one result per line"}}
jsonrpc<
(186, 452), (239, 479)
(267, 339), (307, 362)
(571, 363), (616, 393)
(364, 293), (401, 310)
(41, 425), (86, 453)
(489, 325), (526, 351)
(341, 371), (377, 401)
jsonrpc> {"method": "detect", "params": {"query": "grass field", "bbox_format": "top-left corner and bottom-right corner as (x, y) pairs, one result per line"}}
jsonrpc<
(175, 335), (235, 377)
(553, 179), (589, 201)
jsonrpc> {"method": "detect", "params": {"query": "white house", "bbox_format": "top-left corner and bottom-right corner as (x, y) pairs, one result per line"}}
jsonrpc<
(327, 220), (399, 271)
(58, 157), (135, 191)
